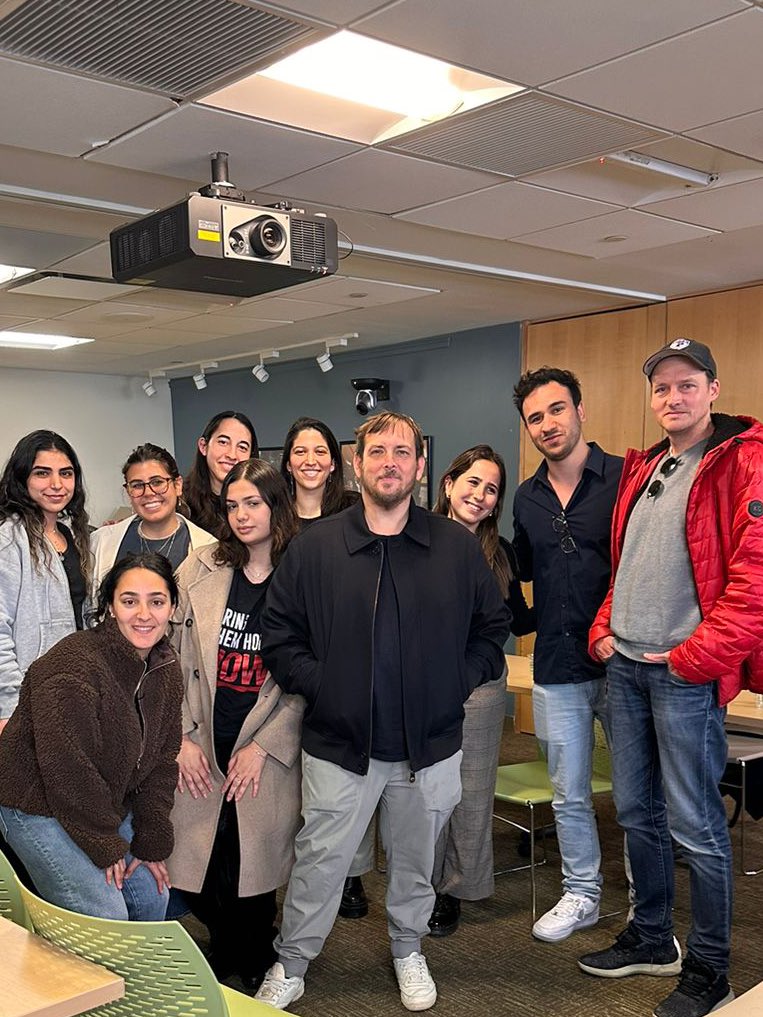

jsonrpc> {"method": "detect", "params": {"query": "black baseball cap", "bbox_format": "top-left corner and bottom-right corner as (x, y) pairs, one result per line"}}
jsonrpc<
(643, 338), (717, 380)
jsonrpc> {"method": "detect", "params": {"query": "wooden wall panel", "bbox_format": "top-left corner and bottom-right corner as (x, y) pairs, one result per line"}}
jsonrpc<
(666, 284), (763, 421)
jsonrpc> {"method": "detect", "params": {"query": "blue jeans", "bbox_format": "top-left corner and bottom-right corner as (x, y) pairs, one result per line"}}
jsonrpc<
(606, 652), (732, 973)
(0, 807), (169, 921)
(532, 678), (607, 901)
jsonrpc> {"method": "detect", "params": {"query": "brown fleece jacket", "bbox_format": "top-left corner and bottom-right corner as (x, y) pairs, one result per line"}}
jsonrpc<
(0, 618), (183, 868)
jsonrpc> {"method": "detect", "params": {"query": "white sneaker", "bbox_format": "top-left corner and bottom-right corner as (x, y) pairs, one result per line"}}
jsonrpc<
(254, 962), (305, 1010)
(393, 952), (437, 1011)
(532, 892), (599, 943)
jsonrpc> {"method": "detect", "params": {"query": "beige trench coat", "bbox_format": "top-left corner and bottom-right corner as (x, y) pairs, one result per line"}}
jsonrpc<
(166, 544), (304, 895)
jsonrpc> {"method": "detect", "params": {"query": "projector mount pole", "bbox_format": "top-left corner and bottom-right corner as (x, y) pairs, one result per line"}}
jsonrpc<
(199, 152), (247, 203)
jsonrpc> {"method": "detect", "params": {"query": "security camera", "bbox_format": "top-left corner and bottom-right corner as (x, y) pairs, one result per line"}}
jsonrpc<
(351, 378), (390, 416)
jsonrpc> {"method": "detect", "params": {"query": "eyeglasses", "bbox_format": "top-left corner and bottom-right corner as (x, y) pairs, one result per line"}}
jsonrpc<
(124, 476), (173, 497)
(552, 513), (577, 554)
(646, 456), (683, 500)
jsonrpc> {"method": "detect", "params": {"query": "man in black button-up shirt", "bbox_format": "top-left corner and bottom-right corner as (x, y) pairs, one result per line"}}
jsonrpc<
(512, 367), (622, 945)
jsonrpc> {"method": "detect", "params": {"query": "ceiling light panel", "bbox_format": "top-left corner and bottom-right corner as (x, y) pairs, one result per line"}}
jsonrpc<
(0, 331), (93, 350)
(0, 0), (324, 97)
(382, 92), (665, 177)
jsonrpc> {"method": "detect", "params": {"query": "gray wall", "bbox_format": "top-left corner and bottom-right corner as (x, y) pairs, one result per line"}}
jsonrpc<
(170, 322), (523, 533)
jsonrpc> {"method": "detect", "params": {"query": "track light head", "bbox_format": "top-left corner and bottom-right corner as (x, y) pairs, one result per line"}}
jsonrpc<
(192, 370), (207, 390)
(316, 350), (333, 373)
(142, 379), (156, 397)
(252, 361), (269, 383)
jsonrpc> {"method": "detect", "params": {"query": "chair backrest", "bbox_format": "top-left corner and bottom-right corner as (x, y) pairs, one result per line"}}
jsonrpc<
(592, 719), (612, 782)
(19, 882), (230, 1017)
(0, 843), (31, 929)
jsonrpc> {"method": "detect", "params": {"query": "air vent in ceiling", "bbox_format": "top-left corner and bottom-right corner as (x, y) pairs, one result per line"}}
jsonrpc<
(382, 92), (665, 177)
(0, 0), (322, 97)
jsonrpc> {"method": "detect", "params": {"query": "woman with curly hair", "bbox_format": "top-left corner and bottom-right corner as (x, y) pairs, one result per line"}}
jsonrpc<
(0, 430), (91, 735)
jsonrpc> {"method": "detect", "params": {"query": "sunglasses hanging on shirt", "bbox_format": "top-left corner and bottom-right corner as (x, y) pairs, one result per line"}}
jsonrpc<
(552, 512), (578, 554)
(646, 456), (683, 500)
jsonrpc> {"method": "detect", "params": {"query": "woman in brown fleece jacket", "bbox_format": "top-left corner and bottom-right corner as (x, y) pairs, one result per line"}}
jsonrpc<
(0, 552), (183, 920)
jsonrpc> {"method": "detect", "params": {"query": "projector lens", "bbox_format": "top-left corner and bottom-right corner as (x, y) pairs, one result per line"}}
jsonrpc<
(229, 229), (247, 254)
(250, 216), (287, 258)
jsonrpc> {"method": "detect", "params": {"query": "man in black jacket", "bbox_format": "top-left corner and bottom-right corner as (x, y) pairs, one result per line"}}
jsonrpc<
(256, 412), (509, 1012)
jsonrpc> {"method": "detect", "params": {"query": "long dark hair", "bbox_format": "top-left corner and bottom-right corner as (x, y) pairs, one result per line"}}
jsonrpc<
(92, 552), (179, 625)
(0, 430), (91, 583)
(214, 458), (299, 571)
(184, 411), (258, 537)
(433, 444), (512, 598)
(280, 416), (347, 518)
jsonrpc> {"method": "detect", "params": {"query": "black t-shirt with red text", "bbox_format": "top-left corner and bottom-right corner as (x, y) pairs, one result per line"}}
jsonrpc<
(213, 569), (271, 764)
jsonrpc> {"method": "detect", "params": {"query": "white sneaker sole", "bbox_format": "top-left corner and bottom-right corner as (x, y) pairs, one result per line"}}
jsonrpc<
(400, 988), (438, 1011)
(532, 909), (600, 943)
(580, 939), (682, 979)
(255, 983), (305, 1010)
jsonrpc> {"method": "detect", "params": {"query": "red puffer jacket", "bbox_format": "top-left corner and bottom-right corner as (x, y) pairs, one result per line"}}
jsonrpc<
(589, 414), (763, 705)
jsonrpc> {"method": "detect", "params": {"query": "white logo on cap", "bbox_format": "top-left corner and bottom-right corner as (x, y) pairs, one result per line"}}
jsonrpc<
(669, 338), (691, 350)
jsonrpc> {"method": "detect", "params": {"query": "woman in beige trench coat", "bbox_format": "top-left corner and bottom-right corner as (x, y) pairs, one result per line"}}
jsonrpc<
(167, 459), (304, 992)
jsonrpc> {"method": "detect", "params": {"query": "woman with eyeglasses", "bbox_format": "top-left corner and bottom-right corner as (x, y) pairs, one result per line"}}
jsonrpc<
(167, 459), (304, 992)
(428, 445), (535, 937)
(185, 412), (259, 539)
(0, 430), (91, 737)
(91, 444), (215, 592)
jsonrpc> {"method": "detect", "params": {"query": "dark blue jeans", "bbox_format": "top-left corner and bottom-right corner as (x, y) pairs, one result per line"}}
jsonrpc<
(607, 652), (732, 973)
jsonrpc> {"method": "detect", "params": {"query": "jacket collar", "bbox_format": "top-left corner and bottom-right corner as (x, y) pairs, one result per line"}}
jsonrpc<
(93, 616), (176, 679)
(342, 497), (430, 553)
(531, 441), (605, 488)
(644, 412), (760, 464)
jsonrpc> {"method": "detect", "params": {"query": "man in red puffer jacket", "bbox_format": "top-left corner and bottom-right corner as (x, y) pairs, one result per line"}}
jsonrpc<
(578, 338), (763, 1017)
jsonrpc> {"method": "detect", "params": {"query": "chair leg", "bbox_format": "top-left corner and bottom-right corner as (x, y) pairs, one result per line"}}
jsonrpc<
(740, 761), (762, 876)
(528, 802), (537, 925)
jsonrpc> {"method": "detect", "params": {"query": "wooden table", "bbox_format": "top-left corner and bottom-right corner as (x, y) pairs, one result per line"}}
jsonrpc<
(1, 915), (124, 1017)
(505, 656), (763, 739)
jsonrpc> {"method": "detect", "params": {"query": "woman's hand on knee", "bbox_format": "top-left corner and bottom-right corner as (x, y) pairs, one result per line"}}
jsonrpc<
(177, 736), (213, 798)
(125, 857), (171, 894)
(104, 857), (127, 890)
(221, 741), (267, 803)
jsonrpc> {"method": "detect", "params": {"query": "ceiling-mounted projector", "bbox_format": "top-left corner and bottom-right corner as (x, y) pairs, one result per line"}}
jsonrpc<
(109, 152), (339, 298)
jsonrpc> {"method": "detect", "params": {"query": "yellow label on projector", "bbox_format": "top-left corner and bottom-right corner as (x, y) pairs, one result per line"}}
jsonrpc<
(197, 229), (220, 242)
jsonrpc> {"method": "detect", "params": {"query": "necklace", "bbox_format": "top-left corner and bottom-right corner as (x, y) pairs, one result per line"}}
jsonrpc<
(45, 526), (67, 558)
(138, 518), (181, 559)
(243, 561), (273, 584)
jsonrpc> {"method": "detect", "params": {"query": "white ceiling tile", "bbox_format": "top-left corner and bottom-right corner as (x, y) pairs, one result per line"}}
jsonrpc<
(641, 177), (763, 231)
(89, 105), (360, 191)
(0, 313), (36, 328)
(223, 296), (347, 320)
(512, 209), (718, 258)
(266, 149), (498, 214)
(50, 243), (114, 278)
(254, 0), (390, 25)
(547, 9), (763, 131)
(396, 181), (619, 239)
(525, 138), (763, 206)
(154, 315), (293, 337)
(689, 109), (763, 161)
(56, 302), (199, 328)
(296, 275), (440, 306)
(9, 277), (137, 301)
(356, 0), (746, 85)
(0, 292), (94, 317)
(0, 56), (175, 157)
(0, 225), (99, 270)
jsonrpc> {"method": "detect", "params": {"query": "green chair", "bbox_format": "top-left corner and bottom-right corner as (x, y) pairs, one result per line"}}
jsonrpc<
(0, 843), (31, 929)
(19, 881), (292, 1016)
(494, 719), (612, 924)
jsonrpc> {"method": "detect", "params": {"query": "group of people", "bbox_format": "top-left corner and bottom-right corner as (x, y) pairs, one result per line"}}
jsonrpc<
(0, 334), (758, 1017)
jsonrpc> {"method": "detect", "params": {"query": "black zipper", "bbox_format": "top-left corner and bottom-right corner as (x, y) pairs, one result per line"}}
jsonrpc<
(133, 657), (169, 773)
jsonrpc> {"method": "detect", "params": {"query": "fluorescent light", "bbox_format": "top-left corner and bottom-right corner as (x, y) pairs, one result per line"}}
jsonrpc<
(205, 32), (523, 145)
(0, 332), (94, 350)
(0, 264), (35, 285)
(606, 151), (718, 187)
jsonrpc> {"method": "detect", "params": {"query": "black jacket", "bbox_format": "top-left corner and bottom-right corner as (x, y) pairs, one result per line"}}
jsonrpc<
(262, 500), (510, 775)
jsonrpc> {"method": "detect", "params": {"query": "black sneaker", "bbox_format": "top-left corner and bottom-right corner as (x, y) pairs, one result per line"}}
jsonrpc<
(578, 925), (682, 978)
(338, 875), (369, 919)
(653, 955), (734, 1017)
(428, 893), (461, 937)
